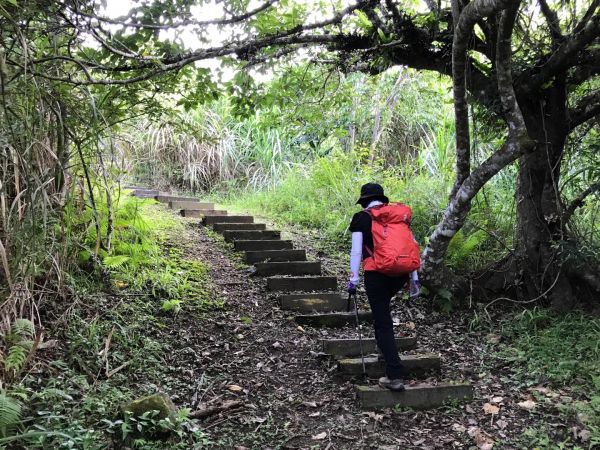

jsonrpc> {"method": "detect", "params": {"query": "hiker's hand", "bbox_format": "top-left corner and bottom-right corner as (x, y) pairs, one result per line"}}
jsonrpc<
(347, 280), (357, 295)
(409, 279), (421, 298)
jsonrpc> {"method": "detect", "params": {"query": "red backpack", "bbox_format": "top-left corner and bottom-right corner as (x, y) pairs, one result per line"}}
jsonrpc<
(363, 203), (421, 275)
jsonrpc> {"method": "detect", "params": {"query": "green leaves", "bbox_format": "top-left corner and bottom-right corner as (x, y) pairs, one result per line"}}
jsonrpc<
(11, 319), (34, 339)
(161, 299), (182, 313)
(176, 68), (219, 111)
(4, 346), (27, 373)
(0, 392), (22, 438)
(251, 0), (307, 34)
(103, 255), (130, 269)
(354, 10), (373, 31)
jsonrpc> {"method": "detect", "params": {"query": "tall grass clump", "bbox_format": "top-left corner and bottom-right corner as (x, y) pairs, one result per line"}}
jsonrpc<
(123, 100), (303, 192)
(221, 150), (451, 248)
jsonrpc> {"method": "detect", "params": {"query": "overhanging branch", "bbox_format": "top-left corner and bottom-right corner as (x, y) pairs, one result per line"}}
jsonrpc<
(569, 90), (600, 130)
(67, 0), (280, 30)
(521, 14), (600, 93)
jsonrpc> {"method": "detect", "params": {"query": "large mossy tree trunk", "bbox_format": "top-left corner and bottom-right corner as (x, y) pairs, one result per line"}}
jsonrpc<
(513, 82), (575, 310)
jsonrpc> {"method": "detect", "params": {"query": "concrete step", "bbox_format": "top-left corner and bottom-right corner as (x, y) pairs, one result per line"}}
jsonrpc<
(181, 209), (227, 218)
(267, 276), (337, 292)
(321, 337), (417, 357)
(338, 353), (440, 377)
(279, 293), (350, 312)
(212, 223), (266, 232)
(356, 383), (474, 410)
(224, 230), (280, 242)
(245, 249), (306, 264)
(294, 311), (372, 327)
(131, 189), (159, 197)
(156, 195), (198, 203)
(204, 215), (253, 225)
(255, 261), (321, 276)
(234, 240), (294, 251)
(169, 200), (213, 210)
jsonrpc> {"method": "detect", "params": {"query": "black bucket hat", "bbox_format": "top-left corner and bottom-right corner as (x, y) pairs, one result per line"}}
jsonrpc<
(356, 183), (389, 205)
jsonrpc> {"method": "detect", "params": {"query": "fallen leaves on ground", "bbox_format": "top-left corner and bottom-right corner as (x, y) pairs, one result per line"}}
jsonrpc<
(468, 426), (495, 449)
(227, 384), (243, 392)
(483, 403), (500, 415)
(517, 399), (536, 410)
(312, 431), (327, 440)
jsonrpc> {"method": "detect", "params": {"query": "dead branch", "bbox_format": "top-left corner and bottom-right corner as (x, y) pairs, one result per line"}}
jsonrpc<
(189, 400), (245, 419)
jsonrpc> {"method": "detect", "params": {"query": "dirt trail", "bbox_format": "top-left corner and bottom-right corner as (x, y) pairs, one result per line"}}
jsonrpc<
(163, 214), (488, 449)
(137, 192), (564, 450)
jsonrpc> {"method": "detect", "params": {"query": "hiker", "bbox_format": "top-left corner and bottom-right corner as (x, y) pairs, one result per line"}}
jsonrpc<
(347, 183), (420, 392)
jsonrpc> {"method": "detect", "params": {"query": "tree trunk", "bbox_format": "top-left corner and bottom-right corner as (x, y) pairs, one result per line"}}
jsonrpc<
(514, 81), (574, 310)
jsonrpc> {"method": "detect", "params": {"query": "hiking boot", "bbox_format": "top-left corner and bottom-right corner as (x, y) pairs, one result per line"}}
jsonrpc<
(378, 377), (405, 392)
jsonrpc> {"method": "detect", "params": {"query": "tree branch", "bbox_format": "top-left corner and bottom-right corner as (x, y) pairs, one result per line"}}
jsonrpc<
(567, 48), (600, 86)
(573, 0), (599, 34)
(569, 90), (600, 130)
(520, 13), (600, 92)
(563, 182), (600, 223)
(537, 0), (562, 42)
(421, 0), (535, 292)
(450, 0), (511, 198)
(68, 0), (280, 30)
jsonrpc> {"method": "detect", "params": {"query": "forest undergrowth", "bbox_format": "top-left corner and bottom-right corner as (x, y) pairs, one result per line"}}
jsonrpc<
(0, 197), (597, 448)
(0, 198), (221, 449)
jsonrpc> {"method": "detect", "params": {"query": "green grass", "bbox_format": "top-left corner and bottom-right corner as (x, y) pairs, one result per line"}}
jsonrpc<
(215, 149), (514, 273)
(216, 150), (449, 248)
(493, 308), (600, 449)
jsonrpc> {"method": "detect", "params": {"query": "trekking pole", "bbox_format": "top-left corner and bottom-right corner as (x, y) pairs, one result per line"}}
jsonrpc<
(352, 292), (368, 380)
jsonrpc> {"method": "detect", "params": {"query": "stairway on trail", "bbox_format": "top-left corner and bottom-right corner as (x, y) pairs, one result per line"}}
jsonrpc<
(130, 186), (473, 410)
(127, 186), (220, 217)
(202, 209), (474, 410)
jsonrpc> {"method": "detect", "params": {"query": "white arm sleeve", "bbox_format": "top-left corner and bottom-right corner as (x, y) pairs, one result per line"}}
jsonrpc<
(350, 232), (363, 283)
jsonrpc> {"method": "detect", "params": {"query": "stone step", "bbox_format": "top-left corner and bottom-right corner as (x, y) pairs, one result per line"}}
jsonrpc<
(255, 261), (321, 276)
(223, 230), (280, 242)
(181, 209), (227, 218)
(156, 195), (198, 203)
(338, 354), (440, 377)
(204, 215), (253, 225)
(356, 383), (474, 410)
(294, 311), (372, 327)
(245, 249), (306, 264)
(169, 201), (213, 210)
(321, 337), (417, 357)
(212, 223), (266, 232)
(267, 276), (337, 292)
(279, 293), (350, 312)
(234, 240), (294, 251)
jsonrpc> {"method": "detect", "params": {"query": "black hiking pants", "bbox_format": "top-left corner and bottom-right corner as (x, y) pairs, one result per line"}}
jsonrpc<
(364, 271), (408, 380)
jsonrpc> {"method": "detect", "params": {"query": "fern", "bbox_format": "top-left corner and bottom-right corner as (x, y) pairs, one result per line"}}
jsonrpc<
(4, 346), (26, 373)
(11, 319), (34, 339)
(456, 230), (487, 261)
(0, 392), (21, 438)
(103, 255), (130, 269)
